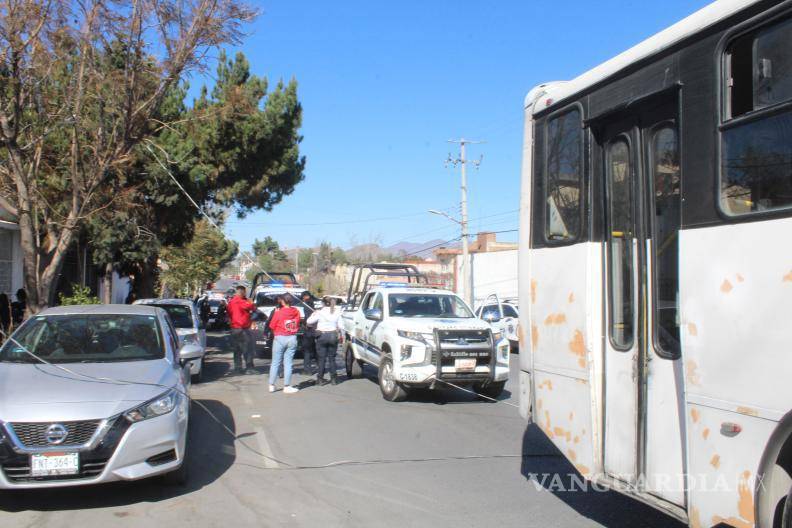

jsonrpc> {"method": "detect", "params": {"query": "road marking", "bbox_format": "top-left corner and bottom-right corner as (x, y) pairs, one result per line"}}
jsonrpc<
(254, 427), (280, 469)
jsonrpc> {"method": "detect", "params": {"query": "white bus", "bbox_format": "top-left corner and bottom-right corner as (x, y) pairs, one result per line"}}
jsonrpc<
(518, 1), (792, 526)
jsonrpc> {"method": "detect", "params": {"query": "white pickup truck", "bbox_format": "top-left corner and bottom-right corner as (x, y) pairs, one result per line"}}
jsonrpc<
(341, 264), (510, 402)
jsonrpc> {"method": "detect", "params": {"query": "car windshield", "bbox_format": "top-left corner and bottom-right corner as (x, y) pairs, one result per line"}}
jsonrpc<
(0, 314), (165, 364)
(152, 304), (193, 328)
(388, 294), (474, 318)
(255, 292), (304, 307)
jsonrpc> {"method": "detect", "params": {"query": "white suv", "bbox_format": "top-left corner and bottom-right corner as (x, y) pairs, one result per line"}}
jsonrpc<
(342, 285), (510, 401)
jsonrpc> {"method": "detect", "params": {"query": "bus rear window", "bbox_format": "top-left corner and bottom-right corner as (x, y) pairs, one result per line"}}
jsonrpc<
(545, 108), (583, 241)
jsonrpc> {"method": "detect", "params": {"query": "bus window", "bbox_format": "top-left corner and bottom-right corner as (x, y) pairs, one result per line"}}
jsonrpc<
(722, 17), (792, 215)
(726, 17), (792, 117)
(606, 138), (634, 350)
(545, 109), (582, 241)
(651, 126), (681, 357)
(755, 18), (792, 109)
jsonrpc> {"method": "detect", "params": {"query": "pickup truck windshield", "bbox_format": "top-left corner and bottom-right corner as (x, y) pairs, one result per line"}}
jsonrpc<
(0, 314), (165, 363)
(388, 294), (473, 318)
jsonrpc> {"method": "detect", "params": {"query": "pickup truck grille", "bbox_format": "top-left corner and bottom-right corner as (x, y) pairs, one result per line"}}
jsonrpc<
(433, 329), (493, 373)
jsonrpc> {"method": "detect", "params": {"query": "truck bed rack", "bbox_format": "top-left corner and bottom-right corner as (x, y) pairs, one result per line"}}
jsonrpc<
(345, 263), (429, 309)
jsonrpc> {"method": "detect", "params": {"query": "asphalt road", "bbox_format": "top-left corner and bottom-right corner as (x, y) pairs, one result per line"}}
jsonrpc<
(0, 332), (685, 528)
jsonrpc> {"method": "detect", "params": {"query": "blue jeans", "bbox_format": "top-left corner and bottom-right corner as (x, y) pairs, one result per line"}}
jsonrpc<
(270, 335), (298, 386)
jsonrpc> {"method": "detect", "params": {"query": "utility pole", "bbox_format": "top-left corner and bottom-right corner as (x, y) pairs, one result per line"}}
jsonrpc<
(294, 246), (299, 277)
(446, 138), (483, 307)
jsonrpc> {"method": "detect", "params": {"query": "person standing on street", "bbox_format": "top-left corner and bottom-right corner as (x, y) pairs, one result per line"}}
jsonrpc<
(226, 285), (257, 375)
(307, 296), (345, 386)
(300, 291), (317, 374)
(268, 294), (301, 393)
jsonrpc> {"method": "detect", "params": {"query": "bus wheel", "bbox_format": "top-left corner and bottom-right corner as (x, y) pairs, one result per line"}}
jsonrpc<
(345, 341), (362, 378)
(473, 380), (506, 400)
(379, 354), (407, 402)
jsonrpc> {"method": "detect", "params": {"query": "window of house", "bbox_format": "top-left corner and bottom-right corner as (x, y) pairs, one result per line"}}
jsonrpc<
(0, 231), (12, 294)
(545, 108), (583, 241)
(722, 17), (792, 215)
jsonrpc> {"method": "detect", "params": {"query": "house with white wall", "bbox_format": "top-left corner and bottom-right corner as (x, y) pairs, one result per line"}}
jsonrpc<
(0, 205), (24, 298)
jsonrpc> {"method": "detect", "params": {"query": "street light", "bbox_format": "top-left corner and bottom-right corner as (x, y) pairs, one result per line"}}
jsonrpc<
(428, 208), (470, 306)
(428, 209), (461, 225)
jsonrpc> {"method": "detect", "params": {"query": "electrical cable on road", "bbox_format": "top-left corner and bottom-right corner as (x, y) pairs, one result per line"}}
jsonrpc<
(148, 143), (525, 409)
(0, 142), (530, 475)
(0, 328), (544, 472)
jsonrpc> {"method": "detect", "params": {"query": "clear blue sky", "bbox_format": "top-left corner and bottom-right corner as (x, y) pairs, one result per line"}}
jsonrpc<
(202, 0), (707, 252)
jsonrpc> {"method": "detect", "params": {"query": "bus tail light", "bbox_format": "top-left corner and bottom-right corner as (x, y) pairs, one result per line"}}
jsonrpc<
(720, 423), (742, 437)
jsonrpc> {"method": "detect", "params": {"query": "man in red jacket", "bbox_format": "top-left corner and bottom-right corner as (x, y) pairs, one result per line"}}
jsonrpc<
(267, 294), (301, 393)
(226, 285), (257, 374)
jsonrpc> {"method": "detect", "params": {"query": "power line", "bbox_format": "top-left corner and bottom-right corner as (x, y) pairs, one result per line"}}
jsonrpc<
(224, 209), (456, 227)
(386, 209), (517, 247)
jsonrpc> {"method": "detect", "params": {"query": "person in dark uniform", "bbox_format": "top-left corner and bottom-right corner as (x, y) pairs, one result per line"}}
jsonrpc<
(300, 291), (317, 374)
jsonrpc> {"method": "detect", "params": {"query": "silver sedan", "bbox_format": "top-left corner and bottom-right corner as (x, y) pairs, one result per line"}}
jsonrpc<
(0, 304), (202, 489)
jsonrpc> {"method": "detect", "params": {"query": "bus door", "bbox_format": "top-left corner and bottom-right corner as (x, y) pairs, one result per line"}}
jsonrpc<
(598, 97), (685, 506)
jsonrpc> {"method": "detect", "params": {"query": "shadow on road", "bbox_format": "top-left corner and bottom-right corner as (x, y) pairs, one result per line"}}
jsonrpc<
(357, 364), (513, 404)
(520, 424), (684, 528)
(0, 399), (236, 513)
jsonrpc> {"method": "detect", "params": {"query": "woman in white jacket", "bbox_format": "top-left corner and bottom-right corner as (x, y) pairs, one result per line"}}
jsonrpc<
(307, 297), (345, 385)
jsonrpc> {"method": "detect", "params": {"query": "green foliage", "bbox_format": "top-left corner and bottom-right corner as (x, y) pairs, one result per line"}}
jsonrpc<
(245, 236), (292, 281)
(59, 285), (101, 306)
(161, 219), (239, 296)
(89, 50), (305, 292)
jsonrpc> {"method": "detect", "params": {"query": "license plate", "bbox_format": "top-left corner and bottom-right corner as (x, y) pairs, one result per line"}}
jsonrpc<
(31, 452), (79, 477)
(210, 307), (218, 313)
(455, 358), (476, 371)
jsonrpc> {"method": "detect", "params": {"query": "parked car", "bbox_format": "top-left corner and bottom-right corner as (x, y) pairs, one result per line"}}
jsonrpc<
(0, 304), (200, 489)
(205, 298), (229, 330)
(134, 298), (207, 382)
(249, 272), (316, 357)
(475, 295), (519, 352)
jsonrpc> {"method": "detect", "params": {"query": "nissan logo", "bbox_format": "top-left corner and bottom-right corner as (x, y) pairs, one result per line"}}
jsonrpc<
(456, 338), (468, 346)
(45, 423), (68, 445)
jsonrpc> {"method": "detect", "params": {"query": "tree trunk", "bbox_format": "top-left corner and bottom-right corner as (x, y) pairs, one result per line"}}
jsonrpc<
(102, 263), (113, 304)
(137, 257), (158, 299)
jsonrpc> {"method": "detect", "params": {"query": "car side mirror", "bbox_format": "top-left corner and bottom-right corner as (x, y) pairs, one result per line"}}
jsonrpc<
(364, 308), (383, 321)
(483, 311), (501, 323)
(179, 343), (203, 366)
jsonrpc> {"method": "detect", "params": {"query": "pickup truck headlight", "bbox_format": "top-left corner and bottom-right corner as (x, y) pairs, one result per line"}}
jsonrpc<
(125, 389), (179, 423)
(397, 330), (425, 342)
(492, 331), (503, 342)
(397, 330), (434, 344)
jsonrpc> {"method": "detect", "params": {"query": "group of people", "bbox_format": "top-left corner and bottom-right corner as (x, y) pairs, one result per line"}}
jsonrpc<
(226, 285), (344, 394)
(0, 289), (27, 339)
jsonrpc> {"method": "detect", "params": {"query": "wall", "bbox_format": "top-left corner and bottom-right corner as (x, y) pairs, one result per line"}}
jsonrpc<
(455, 249), (518, 308)
(0, 225), (23, 297)
(97, 272), (131, 304)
